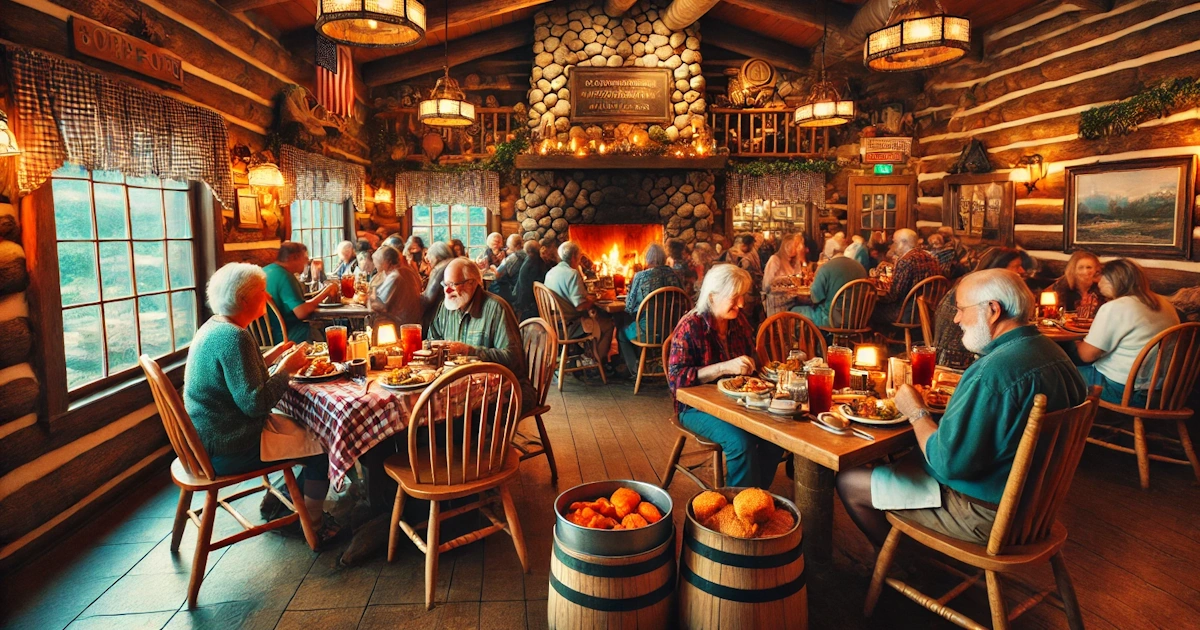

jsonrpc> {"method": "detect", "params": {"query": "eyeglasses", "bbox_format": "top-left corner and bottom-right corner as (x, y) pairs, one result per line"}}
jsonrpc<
(955, 300), (994, 315)
(440, 278), (474, 290)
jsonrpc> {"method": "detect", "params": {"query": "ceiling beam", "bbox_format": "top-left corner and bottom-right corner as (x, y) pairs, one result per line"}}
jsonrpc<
(363, 22), (533, 87)
(425, 0), (551, 35)
(662, 0), (722, 30)
(719, 0), (854, 31)
(604, 0), (639, 16)
(219, 0), (288, 12)
(701, 20), (810, 73)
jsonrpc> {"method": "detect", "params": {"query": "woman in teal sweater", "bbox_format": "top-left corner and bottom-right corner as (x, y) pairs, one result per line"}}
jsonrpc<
(184, 263), (338, 545)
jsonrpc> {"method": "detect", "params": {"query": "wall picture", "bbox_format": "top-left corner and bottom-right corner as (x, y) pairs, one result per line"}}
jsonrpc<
(236, 188), (261, 229)
(1065, 156), (1194, 258)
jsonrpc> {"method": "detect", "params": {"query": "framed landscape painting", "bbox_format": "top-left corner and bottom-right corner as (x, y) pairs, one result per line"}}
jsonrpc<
(1065, 156), (1195, 259)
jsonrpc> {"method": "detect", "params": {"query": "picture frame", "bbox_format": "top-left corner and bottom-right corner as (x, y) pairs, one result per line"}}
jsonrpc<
(236, 187), (261, 229)
(879, 102), (904, 135)
(1065, 156), (1195, 259)
(942, 173), (1015, 248)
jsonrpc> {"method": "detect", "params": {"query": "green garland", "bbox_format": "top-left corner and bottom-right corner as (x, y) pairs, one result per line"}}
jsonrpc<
(727, 158), (840, 176)
(400, 134), (531, 184)
(1079, 77), (1200, 140)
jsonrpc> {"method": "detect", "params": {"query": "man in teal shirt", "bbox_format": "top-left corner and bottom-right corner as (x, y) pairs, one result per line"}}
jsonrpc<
(264, 242), (339, 343)
(792, 237), (867, 326)
(837, 269), (1086, 545)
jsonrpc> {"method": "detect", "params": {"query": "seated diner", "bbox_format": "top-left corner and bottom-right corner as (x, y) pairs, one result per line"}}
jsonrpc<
(264, 242), (340, 343)
(1051, 249), (1105, 318)
(616, 243), (682, 375)
(792, 234), (867, 326)
(931, 247), (1032, 369)
(544, 240), (618, 376)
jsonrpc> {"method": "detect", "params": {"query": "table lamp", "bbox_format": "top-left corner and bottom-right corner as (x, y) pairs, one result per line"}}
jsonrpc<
(1039, 291), (1059, 320)
(854, 344), (888, 397)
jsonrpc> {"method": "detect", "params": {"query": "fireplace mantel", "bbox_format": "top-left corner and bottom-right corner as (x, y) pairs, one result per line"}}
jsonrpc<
(514, 154), (728, 170)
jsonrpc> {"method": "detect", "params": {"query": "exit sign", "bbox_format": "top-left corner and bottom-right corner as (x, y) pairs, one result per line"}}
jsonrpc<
(874, 164), (894, 175)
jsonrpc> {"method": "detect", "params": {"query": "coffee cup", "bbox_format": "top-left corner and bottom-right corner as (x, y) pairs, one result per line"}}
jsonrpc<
(348, 358), (368, 379)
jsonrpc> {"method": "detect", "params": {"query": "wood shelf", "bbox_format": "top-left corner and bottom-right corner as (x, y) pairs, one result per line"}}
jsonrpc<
(514, 154), (728, 170)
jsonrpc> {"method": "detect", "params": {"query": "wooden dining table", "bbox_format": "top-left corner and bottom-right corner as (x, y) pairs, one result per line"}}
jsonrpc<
(308, 301), (371, 323)
(1037, 323), (1088, 343)
(675, 385), (915, 565)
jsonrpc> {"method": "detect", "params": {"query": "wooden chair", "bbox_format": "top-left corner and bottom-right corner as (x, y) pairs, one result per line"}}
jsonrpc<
(1086, 322), (1200, 489)
(513, 317), (560, 482)
(865, 388), (1101, 630)
(890, 275), (950, 356)
(756, 311), (828, 366)
(384, 363), (529, 609)
(917, 296), (935, 351)
(659, 340), (724, 490)
(138, 355), (318, 609)
(631, 286), (690, 394)
(248, 297), (288, 349)
(533, 282), (607, 389)
(818, 278), (878, 347)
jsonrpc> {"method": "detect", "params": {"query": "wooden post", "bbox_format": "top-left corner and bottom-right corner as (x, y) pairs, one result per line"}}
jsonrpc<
(792, 454), (835, 566)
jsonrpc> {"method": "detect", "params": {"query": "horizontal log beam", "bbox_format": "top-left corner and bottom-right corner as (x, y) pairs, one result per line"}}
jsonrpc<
(218, 0), (287, 12)
(720, 0), (854, 31)
(662, 0), (722, 31)
(364, 22), (533, 87)
(701, 20), (810, 73)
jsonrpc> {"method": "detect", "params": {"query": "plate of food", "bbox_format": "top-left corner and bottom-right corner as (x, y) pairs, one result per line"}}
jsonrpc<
(717, 376), (774, 399)
(760, 358), (804, 382)
(307, 342), (328, 357)
(317, 301), (344, 309)
(379, 366), (441, 390)
(839, 396), (907, 425)
(291, 357), (344, 382)
(1062, 317), (1093, 333)
(923, 372), (960, 411)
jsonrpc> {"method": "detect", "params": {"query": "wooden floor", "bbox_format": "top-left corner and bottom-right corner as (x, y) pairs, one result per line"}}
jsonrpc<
(3, 378), (1198, 630)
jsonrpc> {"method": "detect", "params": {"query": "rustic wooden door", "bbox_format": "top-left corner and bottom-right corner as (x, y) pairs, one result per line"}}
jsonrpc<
(847, 176), (916, 241)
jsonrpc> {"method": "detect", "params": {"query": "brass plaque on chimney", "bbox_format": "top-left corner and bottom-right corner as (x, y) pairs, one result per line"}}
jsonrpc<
(569, 67), (673, 124)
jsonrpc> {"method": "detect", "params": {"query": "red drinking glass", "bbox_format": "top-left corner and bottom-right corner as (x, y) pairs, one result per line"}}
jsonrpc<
(326, 325), (347, 363)
(341, 275), (355, 299)
(911, 346), (937, 388)
(828, 346), (853, 390)
(400, 324), (422, 365)
(807, 367), (835, 415)
(613, 273), (626, 294)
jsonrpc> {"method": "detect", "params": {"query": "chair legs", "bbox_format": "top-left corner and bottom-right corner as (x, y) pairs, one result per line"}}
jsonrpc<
(985, 570), (1010, 630)
(556, 346), (569, 391)
(424, 499), (441, 610)
(171, 488), (193, 552)
(1050, 552), (1085, 630)
(864, 527), (902, 616)
(281, 468), (319, 551)
(634, 346), (647, 395)
(187, 491), (218, 609)
(711, 450), (725, 488)
(1134, 417), (1150, 489)
(661, 435), (686, 489)
(591, 340), (608, 385)
(500, 485), (530, 572)
(387, 489), (407, 563)
(1177, 419), (1200, 484)
(534, 415), (559, 482)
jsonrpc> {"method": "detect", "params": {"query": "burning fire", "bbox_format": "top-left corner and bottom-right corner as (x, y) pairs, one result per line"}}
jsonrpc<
(568, 224), (665, 280)
(597, 243), (636, 278)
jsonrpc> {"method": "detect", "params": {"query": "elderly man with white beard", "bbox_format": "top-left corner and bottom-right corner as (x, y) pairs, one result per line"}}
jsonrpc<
(836, 269), (1086, 546)
(427, 258), (537, 411)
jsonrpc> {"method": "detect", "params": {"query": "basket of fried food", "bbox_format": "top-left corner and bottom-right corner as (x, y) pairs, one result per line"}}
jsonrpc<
(761, 357), (804, 382)
(921, 371), (960, 411)
(717, 375), (775, 399)
(554, 480), (673, 556)
(379, 366), (441, 390)
(689, 487), (799, 539)
(291, 357), (342, 381)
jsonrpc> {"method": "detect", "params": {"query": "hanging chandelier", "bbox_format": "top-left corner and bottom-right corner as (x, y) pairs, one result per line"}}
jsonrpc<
(316, 0), (426, 49)
(865, 0), (970, 72)
(0, 109), (20, 157)
(247, 162), (284, 187)
(418, 0), (474, 126)
(796, 6), (855, 127)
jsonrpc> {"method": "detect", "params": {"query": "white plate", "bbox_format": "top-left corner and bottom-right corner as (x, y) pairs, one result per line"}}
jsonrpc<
(811, 417), (852, 436)
(838, 403), (908, 426)
(735, 397), (772, 412)
(717, 377), (774, 399)
(291, 363), (346, 382)
(379, 379), (431, 391)
(317, 302), (343, 309)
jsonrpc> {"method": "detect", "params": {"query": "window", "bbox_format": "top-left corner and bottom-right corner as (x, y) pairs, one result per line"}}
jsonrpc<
(290, 200), (348, 267)
(409, 204), (489, 259)
(50, 164), (198, 393)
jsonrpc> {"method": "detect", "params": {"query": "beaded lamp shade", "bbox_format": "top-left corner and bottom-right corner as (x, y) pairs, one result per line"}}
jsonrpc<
(418, 75), (475, 127)
(794, 80), (855, 127)
(865, 0), (970, 72)
(316, 0), (426, 48)
(247, 162), (284, 188)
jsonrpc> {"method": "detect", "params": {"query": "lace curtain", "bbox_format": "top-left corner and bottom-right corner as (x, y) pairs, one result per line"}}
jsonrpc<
(395, 170), (501, 216)
(725, 172), (826, 211)
(280, 144), (366, 210)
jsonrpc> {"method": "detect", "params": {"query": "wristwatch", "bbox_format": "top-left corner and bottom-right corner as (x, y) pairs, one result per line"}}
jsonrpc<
(910, 408), (934, 424)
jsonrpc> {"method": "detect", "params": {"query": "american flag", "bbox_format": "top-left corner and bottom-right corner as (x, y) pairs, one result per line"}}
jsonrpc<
(316, 35), (354, 117)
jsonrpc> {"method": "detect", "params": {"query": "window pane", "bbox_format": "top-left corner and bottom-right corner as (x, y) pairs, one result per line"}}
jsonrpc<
(93, 183), (129, 239)
(432, 225), (449, 244)
(93, 170), (124, 184)
(292, 201), (306, 229)
(133, 241), (167, 293)
(58, 242), (99, 306)
(54, 163), (89, 179)
(450, 226), (467, 243)
(167, 241), (195, 289)
(129, 188), (165, 239)
(52, 178), (94, 240)
(412, 227), (431, 247)
(163, 178), (188, 190)
(432, 204), (449, 225)
(98, 241), (134, 300)
(104, 299), (139, 374)
(469, 225), (487, 248)
(63, 305), (104, 389)
(331, 203), (344, 229)
(469, 246), (486, 260)
(313, 202), (325, 229)
(469, 206), (487, 224)
(171, 291), (197, 349)
(138, 294), (173, 357)
(126, 174), (162, 188)
(413, 204), (431, 224)
(451, 204), (468, 225)
(164, 190), (191, 238)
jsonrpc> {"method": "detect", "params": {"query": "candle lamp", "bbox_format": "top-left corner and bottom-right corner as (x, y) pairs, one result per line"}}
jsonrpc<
(598, 142), (607, 154)
(854, 344), (887, 397)
(1039, 291), (1060, 320)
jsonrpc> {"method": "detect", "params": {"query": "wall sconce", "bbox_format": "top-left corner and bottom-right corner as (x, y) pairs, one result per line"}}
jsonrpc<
(1010, 154), (1046, 194)
(247, 161), (284, 188)
(0, 108), (21, 157)
(375, 188), (392, 204)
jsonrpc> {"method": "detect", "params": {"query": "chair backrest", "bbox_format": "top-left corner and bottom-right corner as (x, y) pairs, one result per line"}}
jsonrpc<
(533, 282), (572, 341)
(139, 355), (216, 480)
(756, 312), (827, 365)
(988, 388), (1101, 554)
(1118, 322), (1200, 411)
(662, 339), (684, 426)
(917, 296), (934, 348)
(519, 317), (558, 409)
(406, 362), (523, 486)
(826, 279), (878, 331)
(248, 298), (288, 347)
(897, 275), (949, 326)
(634, 286), (690, 346)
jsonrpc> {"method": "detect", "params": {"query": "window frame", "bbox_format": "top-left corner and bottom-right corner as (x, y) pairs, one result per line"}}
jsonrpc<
(289, 199), (353, 269)
(407, 203), (491, 259)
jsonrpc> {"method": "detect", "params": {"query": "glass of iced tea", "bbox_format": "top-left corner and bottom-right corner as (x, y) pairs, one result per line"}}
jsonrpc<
(807, 366), (835, 414)
(400, 324), (422, 364)
(911, 346), (937, 388)
(827, 346), (853, 390)
(340, 274), (355, 299)
(326, 325), (348, 363)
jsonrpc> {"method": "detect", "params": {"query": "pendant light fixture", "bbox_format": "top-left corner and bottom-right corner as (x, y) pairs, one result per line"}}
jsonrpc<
(247, 162), (284, 188)
(418, 0), (475, 127)
(865, 0), (970, 72)
(0, 109), (20, 157)
(795, 5), (855, 128)
(316, 0), (426, 49)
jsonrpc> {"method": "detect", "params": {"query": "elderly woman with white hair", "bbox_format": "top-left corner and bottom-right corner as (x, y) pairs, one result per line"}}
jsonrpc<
(616, 243), (683, 374)
(183, 263), (341, 546)
(667, 264), (784, 488)
(476, 232), (507, 271)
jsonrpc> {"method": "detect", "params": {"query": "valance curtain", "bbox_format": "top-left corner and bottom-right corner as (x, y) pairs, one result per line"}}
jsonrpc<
(4, 45), (235, 206)
(280, 144), (366, 210)
(395, 170), (500, 215)
(725, 172), (826, 211)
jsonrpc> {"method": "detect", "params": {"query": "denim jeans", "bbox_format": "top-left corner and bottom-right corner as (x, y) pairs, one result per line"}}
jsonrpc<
(680, 407), (784, 488)
(1076, 364), (1148, 407)
(790, 303), (829, 327)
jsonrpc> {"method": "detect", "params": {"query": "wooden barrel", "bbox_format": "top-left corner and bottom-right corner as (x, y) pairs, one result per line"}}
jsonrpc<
(547, 526), (676, 629)
(678, 493), (807, 629)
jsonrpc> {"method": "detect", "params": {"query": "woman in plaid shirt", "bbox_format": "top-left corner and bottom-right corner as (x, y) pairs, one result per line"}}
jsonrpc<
(667, 264), (784, 488)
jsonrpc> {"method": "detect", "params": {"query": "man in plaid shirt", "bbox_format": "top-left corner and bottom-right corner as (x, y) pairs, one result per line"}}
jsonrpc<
(872, 229), (941, 328)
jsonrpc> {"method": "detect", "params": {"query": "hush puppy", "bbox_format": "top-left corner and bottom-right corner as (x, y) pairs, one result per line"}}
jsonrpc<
(703, 505), (759, 538)
(691, 490), (729, 523)
(636, 501), (663, 524)
(733, 488), (776, 524)
(610, 488), (642, 518)
(758, 508), (796, 538)
(621, 513), (650, 529)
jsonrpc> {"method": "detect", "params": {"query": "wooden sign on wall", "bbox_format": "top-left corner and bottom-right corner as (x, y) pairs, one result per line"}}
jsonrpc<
(569, 67), (672, 124)
(70, 16), (185, 87)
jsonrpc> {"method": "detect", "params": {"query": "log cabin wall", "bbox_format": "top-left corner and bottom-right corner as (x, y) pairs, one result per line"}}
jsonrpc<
(0, 0), (355, 572)
(908, 0), (1200, 294)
